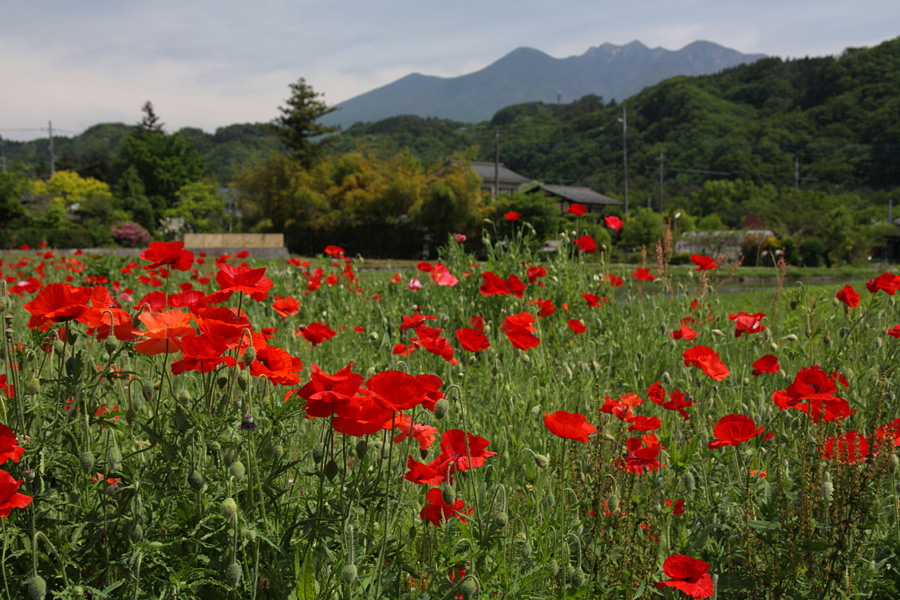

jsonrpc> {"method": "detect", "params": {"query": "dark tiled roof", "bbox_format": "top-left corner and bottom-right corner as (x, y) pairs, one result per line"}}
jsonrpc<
(535, 184), (622, 206)
(470, 161), (531, 185)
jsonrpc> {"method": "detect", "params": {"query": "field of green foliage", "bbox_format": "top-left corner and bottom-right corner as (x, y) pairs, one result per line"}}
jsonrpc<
(1, 224), (900, 599)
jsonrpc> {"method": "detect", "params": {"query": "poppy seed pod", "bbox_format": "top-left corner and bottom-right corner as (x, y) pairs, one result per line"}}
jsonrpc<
(243, 346), (256, 365)
(342, 563), (358, 584)
(104, 339), (118, 356)
(324, 459), (339, 481)
(225, 562), (242, 587)
(26, 575), (46, 600)
(221, 497), (238, 520)
(237, 370), (249, 392)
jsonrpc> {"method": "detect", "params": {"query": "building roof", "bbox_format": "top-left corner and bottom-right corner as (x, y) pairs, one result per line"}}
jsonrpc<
(533, 184), (623, 206)
(470, 161), (531, 185)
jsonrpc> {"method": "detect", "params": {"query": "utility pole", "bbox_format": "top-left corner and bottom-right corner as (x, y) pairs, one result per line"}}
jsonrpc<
(48, 120), (55, 178)
(620, 107), (629, 217)
(493, 131), (500, 200)
(658, 151), (665, 214)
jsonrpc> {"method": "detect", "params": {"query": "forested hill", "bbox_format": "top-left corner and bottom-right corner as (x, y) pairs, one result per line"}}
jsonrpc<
(2, 36), (898, 196)
(333, 36), (900, 193)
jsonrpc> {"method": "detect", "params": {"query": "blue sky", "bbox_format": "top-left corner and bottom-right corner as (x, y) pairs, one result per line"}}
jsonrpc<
(1, 0), (897, 141)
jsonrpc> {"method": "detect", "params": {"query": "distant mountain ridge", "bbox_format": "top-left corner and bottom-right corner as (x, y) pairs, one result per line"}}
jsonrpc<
(322, 40), (766, 128)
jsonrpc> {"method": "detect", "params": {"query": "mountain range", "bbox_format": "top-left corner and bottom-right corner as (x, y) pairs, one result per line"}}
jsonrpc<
(321, 40), (766, 128)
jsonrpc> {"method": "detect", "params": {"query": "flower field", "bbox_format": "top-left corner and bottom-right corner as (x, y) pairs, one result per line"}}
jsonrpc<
(1, 227), (900, 599)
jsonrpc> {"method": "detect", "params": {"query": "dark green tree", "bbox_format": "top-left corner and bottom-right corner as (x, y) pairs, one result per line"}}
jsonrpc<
(269, 78), (341, 168)
(116, 102), (207, 224)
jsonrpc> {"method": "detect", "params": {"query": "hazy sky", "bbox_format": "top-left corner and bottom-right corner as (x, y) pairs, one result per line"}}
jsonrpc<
(2, 1), (897, 141)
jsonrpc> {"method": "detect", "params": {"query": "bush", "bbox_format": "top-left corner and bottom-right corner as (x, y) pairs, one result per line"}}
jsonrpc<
(110, 222), (150, 247)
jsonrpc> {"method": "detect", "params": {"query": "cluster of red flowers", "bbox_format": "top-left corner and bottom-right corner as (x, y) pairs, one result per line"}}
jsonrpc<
(0, 423), (31, 518)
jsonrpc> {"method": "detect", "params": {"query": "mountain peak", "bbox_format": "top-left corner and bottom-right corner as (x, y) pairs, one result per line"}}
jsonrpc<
(322, 40), (765, 128)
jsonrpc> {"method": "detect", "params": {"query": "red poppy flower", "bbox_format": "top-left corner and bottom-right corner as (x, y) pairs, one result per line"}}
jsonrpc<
(391, 415), (438, 450)
(670, 325), (698, 341)
(533, 297), (555, 318)
(508, 274), (526, 298)
(752, 354), (779, 376)
(662, 388), (693, 420)
(0, 470), (32, 517)
(140, 241), (193, 271)
(330, 391), (394, 437)
(431, 264), (458, 287)
(604, 215), (624, 231)
(248, 345), (303, 386)
(400, 311), (436, 332)
(874, 418), (900, 452)
(296, 362), (364, 418)
(835, 285), (860, 308)
(366, 370), (429, 412)
(708, 414), (765, 449)
(772, 365), (855, 423)
(866, 272), (900, 295)
(479, 272), (510, 296)
(728, 311), (766, 337)
(575, 235), (597, 254)
(504, 211), (520, 221)
(544, 410), (596, 443)
(456, 328), (490, 352)
(628, 415), (662, 432)
(415, 373), (445, 412)
(23, 283), (97, 331)
(665, 498), (685, 514)
(682, 345), (730, 381)
(583, 293), (606, 307)
(194, 306), (252, 348)
(133, 309), (195, 355)
(568, 203), (587, 216)
(209, 263), (274, 303)
(404, 456), (449, 485)
(605, 273), (623, 287)
(690, 254), (718, 271)
(324, 245), (345, 258)
(620, 434), (663, 474)
(454, 234), (466, 243)
(298, 322), (336, 347)
(420, 487), (473, 527)
(567, 319), (587, 334)
(271, 295), (300, 318)
(656, 554), (714, 598)
(416, 261), (433, 273)
(0, 423), (25, 465)
(631, 268), (655, 281)
(647, 382), (666, 406)
(888, 325), (900, 339)
(526, 266), (546, 284)
(501, 312), (540, 350)
(171, 333), (238, 375)
(433, 429), (496, 472)
(414, 324), (457, 364)
(822, 430), (869, 464)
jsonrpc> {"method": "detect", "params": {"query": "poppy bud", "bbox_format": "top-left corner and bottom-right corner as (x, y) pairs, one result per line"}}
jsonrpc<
(79, 450), (95, 474)
(532, 453), (550, 470)
(106, 444), (122, 472)
(682, 471), (696, 494)
(482, 324), (491, 336)
(408, 524), (417, 540)
(312, 443), (324, 464)
(492, 511), (508, 530)
(66, 329), (78, 345)
(342, 563), (358, 584)
(225, 562), (242, 587)
(243, 346), (256, 365)
(221, 497), (238, 520)
(570, 568), (586, 588)
(23, 377), (40, 397)
(224, 450), (237, 467)
(128, 523), (143, 542)
(324, 459), (339, 481)
(141, 382), (154, 404)
(236, 369), (249, 392)
(104, 339), (118, 355)
(355, 440), (368, 460)
(65, 355), (82, 378)
(433, 399), (449, 420)
(892, 454), (899, 472)
(441, 482), (455, 505)
(530, 405), (541, 415)
(785, 334), (799, 342)
(26, 575), (46, 600)
(564, 563), (576, 582)
(125, 406), (137, 425)
(467, 355), (477, 366)
(459, 577), (477, 600)
(229, 461), (246, 482)
(419, 447), (429, 460)
(174, 406), (190, 432)
(106, 483), (121, 497)
(564, 364), (573, 379)
(712, 329), (724, 337)
(521, 352), (530, 364)
(548, 559), (560, 576)
(520, 541), (533, 558)
(662, 371), (671, 382)
(216, 375), (229, 390)
(188, 469), (204, 491)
